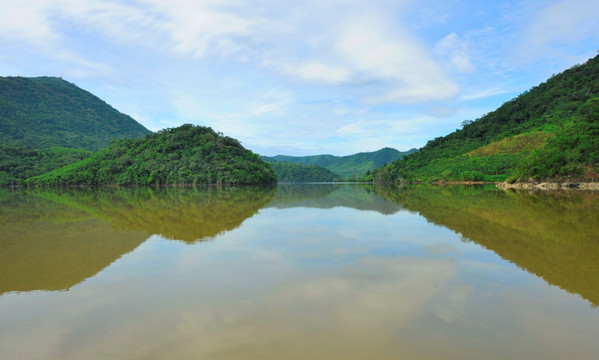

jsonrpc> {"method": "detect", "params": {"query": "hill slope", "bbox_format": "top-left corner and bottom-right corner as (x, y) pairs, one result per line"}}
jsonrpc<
(0, 76), (151, 150)
(0, 146), (91, 186)
(376, 55), (599, 183)
(264, 147), (416, 178)
(27, 124), (277, 186)
(267, 161), (342, 182)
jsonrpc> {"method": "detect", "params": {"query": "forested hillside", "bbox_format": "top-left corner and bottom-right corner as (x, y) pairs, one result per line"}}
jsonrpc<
(0, 146), (91, 186)
(376, 55), (599, 183)
(267, 161), (342, 182)
(264, 147), (416, 178)
(0, 76), (151, 150)
(27, 124), (277, 186)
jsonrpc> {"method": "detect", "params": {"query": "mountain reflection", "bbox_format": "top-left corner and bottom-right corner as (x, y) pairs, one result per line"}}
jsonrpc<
(0, 190), (148, 294)
(0, 185), (275, 294)
(34, 185), (277, 242)
(270, 184), (402, 215)
(375, 185), (599, 306)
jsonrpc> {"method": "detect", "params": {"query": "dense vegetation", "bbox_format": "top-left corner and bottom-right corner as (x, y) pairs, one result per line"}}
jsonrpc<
(0, 146), (91, 186)
(513, 97), (599, 180)
(0, 77), (278, 187)
(267, 161), (342, 182)
(376, 55), (599, 183)
(27, 124), (277, 186)
(264, 147), (416, 178)
(0, 76), (151, 150)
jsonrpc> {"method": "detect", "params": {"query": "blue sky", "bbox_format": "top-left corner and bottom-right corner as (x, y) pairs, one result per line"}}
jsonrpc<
(1, 0), (598, 156)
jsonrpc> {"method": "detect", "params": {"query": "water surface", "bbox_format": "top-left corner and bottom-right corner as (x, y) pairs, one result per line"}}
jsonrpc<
(1, 184), (598, 359)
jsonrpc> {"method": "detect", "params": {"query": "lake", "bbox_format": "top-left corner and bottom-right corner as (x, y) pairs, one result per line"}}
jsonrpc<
(1, 184), (598, 359)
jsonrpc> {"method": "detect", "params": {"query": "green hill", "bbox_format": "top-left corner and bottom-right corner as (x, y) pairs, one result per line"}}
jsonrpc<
(376, 55), (599, 183)
(27, 124), (277, 186)
(267, 161), (342, 182)
(0, 76), (151, 150)
(263, 147), (416, 178)
(0, 146), (92, 186)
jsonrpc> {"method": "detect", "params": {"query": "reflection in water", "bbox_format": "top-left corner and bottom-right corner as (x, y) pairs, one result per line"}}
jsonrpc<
(1, 185), (599, 359)
(32, 185), (276, 243)
(270, 183), (402, 214)
(0, 190), (148, 294)
(376, 185), (599, 306)
(0, 186), (275, 294)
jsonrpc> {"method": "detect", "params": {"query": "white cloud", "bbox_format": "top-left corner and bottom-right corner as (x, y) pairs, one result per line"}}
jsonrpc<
(247, 91), (292, 116)
(425, 106), (457, 118)
(4, 0), (597, 155)
(53, 49), (119, 79)
(0, 0), (59, 45)
(146, 0), (254, 57)
(524, 0), (599, 50)
(435, 32), (476, 74)
(337, 115), (446, 139)
(458, 87), (511, 101)
(293, 62), (350, 84)
(334, 15), (458, 103)
(0, 0), (457, 106)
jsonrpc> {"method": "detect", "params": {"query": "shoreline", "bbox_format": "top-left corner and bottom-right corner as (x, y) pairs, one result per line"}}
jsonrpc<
(4, 181), (599, 191)
(497, 182), (599, 191)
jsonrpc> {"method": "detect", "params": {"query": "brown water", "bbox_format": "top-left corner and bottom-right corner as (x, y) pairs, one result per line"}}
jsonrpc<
(1, 184), (598, 359)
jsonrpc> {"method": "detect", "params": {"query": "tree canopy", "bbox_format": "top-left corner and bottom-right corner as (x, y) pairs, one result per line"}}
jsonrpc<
(27, 124), (277, 186)
(267, 161), (342, 182)
(376, 54), (599, 183)
(0, 76), (151, 150)
(0, 146), (92, 186)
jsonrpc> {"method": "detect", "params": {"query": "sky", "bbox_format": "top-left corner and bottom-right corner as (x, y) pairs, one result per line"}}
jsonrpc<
(1, 0), (598, 156)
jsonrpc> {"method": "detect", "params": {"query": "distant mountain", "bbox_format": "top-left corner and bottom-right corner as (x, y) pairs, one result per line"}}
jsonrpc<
(27, 124), (277, 186)
(263, 147), (417, 178)
(267, 161), (342, 182)
(376, 55), (599, 183)
(0, 76), (151, 150)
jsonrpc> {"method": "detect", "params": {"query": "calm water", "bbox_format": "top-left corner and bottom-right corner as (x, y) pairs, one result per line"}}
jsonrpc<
(1, 184), (598, 359)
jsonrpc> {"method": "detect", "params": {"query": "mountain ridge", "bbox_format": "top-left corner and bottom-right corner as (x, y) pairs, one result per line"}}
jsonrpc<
(263, 147), (417, 178)
(0, 76), (152, 150)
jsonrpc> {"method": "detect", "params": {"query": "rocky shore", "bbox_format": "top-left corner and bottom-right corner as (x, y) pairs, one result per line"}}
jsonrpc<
(497, 182), (599, 190)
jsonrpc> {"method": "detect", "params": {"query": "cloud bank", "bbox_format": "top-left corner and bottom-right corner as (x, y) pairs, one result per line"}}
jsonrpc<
(1, 0), (598, 155)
